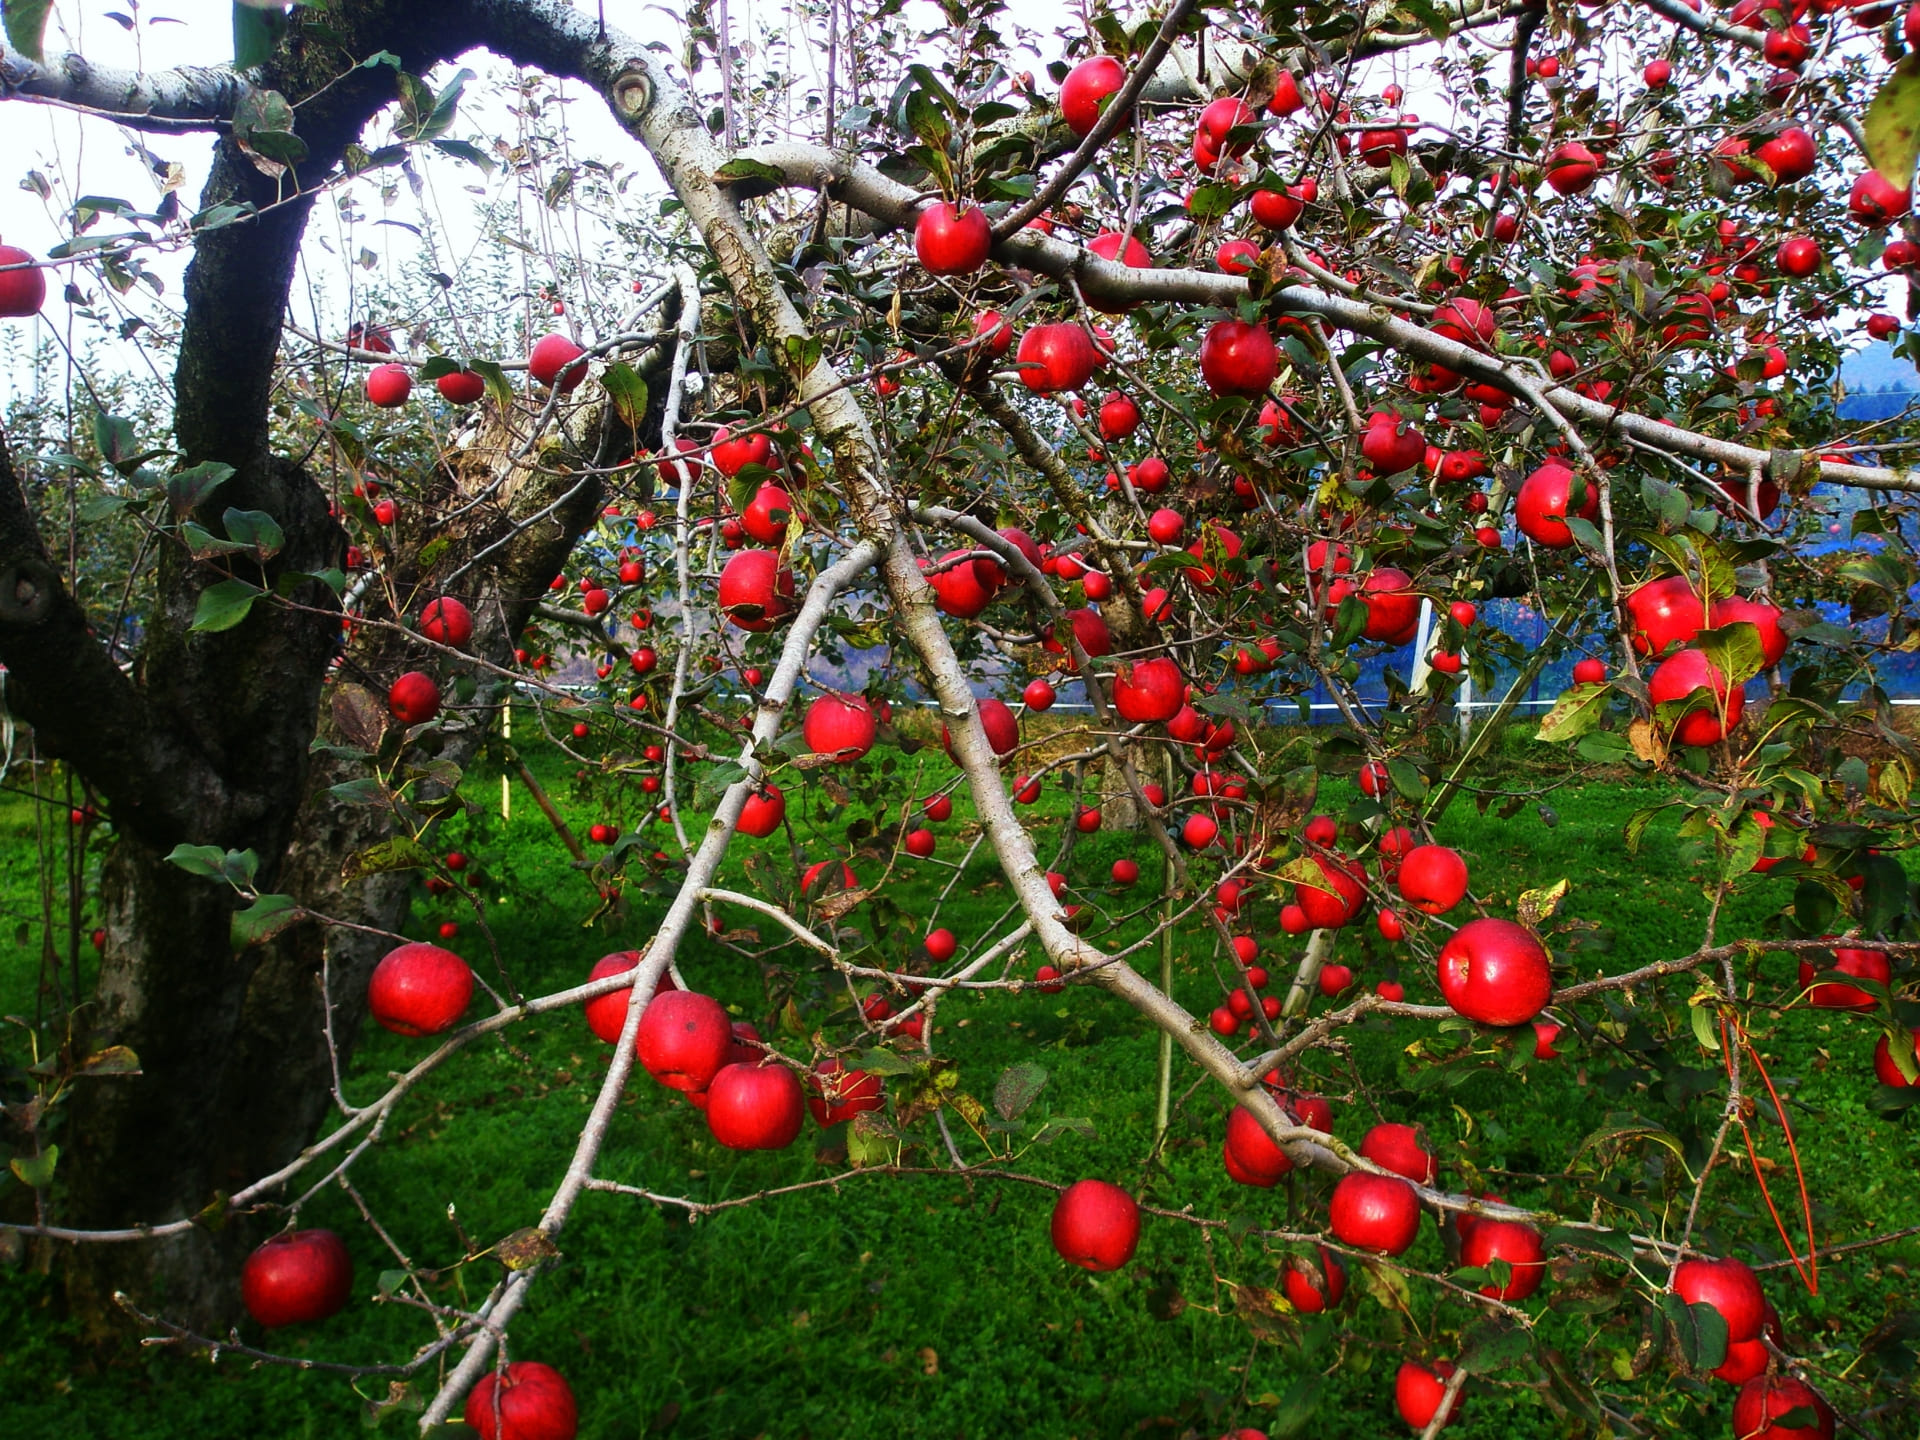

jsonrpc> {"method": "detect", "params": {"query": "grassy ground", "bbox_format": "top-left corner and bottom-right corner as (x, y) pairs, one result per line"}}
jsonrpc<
(0, 719), (1914, 1439)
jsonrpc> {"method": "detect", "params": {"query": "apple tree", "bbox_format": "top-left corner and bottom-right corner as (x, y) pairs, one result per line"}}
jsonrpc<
(1, 0), (1919, 1433)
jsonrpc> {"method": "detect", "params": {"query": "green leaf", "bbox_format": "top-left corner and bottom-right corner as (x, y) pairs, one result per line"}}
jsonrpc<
(1688, 999), (1723, 1053)
(91, 409), (141, 470)
(231, 1), (287, 71)
(231, 893), (301, 948)
(1266, 1373), (1326, 1438)
(1694, 621), (1765, 688)
(1662, 1292), (1730, 1373)
(1535, 682), (1609, 743)
(165, 843), (229, 877)
(1457, 1316), (1532, 1374)
(713, 157), (789, 185)
(341, 836), (435, 882)
(9, 1145), (57, 1189)
(1386, 758), (1428, 801)
(431, 138), (494, 173)
(992, 1062), (1048, 1121)
(1865, 56), (1920, 191)
(328, 778), (389, 807)
(4, 0), (54, 62)
(601, 361), (649, 433)
(221, 507), (284, 559)
(469, 357), (514, 410)
(190, 578), (262, 632)
(75, 1045), (141, 1076)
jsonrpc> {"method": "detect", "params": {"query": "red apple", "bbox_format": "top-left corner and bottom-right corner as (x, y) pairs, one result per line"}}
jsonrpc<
(916, 202), (992, 275)
(1224, 1105), (1295, 1185)
(1708, 594), (1787, 667)
(738, 785), (786, 838)
(1281, 1248), (1346, 1313)
(1545, 142), (1601, 195)
(419, 596), (473, 648)
(1673, 1255), (1767, 1343)
(636, 990), (732, 1092)
(1395, 1360), (1462, 1430)
(1295, 854), (1365, 928)
(368, 942), (473, 1036)
(1050, 1178), (1140, 1271)
(366, 363), (412, 407)
(528, 333), (586, 391)
(1112, 657), (1188, 723)
(807, 1058), (884, 1125)
(925, 927), (957, 962)
(465, 1361), (579, 1440)
(1459, 1218), (1545, 1300)
(1329, 1172), (1422, 1254)
(1515, 461), (1598, 548)
(804, 693), (877, 762)
(1059, 56), (1127, 137)
(1397, 845), (1469, 914)
(0, 240), (48, 317)
(1361, 411), (1426, 475)
(717, 549), (796, 631)
(1437, 918), (1551, 1027)
(1199, 320), (1277, 397)
(436, 368), (485, 404)
(1017, 323), (1098, 393)
(1874, 1027), (1920, 1086)
(1731, 1375), (1832, 1440)
(1649, 648), (1744, 746)
(387, 671), (441, 726)
(582, 950), (663, 1045)
(241, 1229), (353, 1328)
(705, 1061), (805, 1150)
(1626, 574), (1704, 656)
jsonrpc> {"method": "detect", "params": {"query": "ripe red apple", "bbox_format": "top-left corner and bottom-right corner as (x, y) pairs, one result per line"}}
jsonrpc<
(1777, 236), (1821, 277)
(636, 990), (732, 1092)
(1756, 126), (1815, 184)
(241, 1229), (353, 1328)
(1361, 411), (1426, 474)
(1059, 56), (1126, 137)
(740, 484), (794, 545)
(807, 1058), (884, 1126)
(1112, 657), (1188, 723)
(1849, 170), (1911, 226)
(1215, 238), (1260, 275)
(1545, 142), (1601, 195)
(1649, 648), (1744, 746)
(1873, 1027), (1920, 1086)
(1397, 845), (1469, 914)
(804, 692), (877, 762)
(1223, 1105), (1295, 1186)
(436, 368), (485, 404)
(1050, 1178), (1140, 1271)
(916, 202), (992, 275)
(1731, 1374), (1832, 1440)
(1798, 943), (1889, 1012)
(1360, 1122), (1436, 1184)
(1199, 320), (1277, 397)
(1673, 1255), (1767, 1343)
(465, 1360), (579, 1440)
(1022, 679), (1056, 712)
(924, 793), (955, 822)
(1708, 594), (1787, 668)
(419, 596), (473, 649)
(0, 239), (48, 317)
(368, 942), (474, 1036)
(1715, 1338), (1770, 1385)
(1016, 323), (1098, 393)
(1395, 1360), (1462, 1430)
(925, 927), (957, 962)
(1193, 96), (1258, 167)
(1281, 1248), (1346, 1312)
(1626, 574), (1705, 656)
(582, 950), (663, 1045)
(387, 671), (441, 726)
(1515, 461), (1598, 548)
(1459, 1218), (1545, 1300)
(705, 1061), (805, 1150)
(1644, 58), (1671, 87)
(366, 363), (412, 407)
(904, 827), (936, 858)
(738, 785), (785, 838)
(717, 549), (796, 631)
(528, 333), (586, 391)
(1295, 854), (1365, 928)
(1437, 918), (1551, 1027)
(1573, 657), (1606, 683)
(1356, 568), (1422, 644)
(1329, 1172), (1422, 1254)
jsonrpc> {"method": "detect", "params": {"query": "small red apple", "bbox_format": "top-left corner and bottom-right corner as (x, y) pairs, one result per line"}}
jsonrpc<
(465, 1360), (579, 1440)
(241, 1229), (353, 1328)
(1050, 1179), (1140, 1271)
(368, 942), (473, 1036)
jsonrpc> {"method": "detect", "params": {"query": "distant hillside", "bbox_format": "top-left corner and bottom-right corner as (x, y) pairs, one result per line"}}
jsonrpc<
(1837, 340), (1918, 422)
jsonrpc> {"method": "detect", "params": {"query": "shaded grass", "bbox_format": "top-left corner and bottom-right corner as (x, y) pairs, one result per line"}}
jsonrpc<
(0, 731), (1915, 1439)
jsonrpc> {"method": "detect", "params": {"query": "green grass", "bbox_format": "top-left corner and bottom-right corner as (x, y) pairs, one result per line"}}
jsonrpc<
(1, 725), (1915, 1439)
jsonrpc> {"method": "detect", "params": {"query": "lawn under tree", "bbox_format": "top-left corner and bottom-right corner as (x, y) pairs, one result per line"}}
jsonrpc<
(0, 0), (1918, 1437)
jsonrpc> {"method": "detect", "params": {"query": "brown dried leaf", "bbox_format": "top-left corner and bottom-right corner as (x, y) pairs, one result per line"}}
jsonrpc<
(331, 683), (387, 752)
(496, 1226), (560, 1271)
(1626, 718), (1666, 766)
